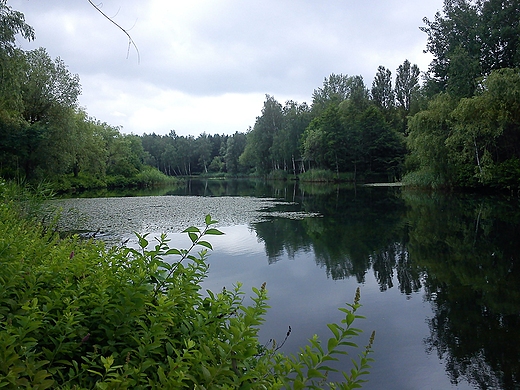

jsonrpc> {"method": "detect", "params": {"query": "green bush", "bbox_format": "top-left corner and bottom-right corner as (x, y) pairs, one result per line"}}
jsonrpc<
(105, 174), (132, 188)
(53, 173), (107, 192)
(134, 167), (177, 187)
(298, 169), (336, 182)
(267, 169), (289, 181)
(0, 181), (374, 389)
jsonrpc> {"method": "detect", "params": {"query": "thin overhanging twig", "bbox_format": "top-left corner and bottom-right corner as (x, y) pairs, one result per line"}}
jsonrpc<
(87, 0), (140, 64)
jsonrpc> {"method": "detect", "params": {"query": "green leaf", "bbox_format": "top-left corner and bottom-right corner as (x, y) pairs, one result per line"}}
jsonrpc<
(197, 240), (213, 250)
(327, 323), (341, 339)
(182, 226), (200, 234)
(201, 365), (211, 380)
(205, 228), (224, 235)
(317, 365), (338, 372)
(205, 214), (218, 225)
(307, 368), (325, 379)
(327, 337), (338, 351)
(138, 235), (148, 249)
(165, 248), (181, 255)
(188, 232), (198, 243)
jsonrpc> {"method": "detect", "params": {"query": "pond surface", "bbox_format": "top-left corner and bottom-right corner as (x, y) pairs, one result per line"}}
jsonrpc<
(47, 179), (520, 390)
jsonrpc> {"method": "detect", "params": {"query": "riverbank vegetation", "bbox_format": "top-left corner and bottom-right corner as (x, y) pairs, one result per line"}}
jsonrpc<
(1, 0), (519, 191)
(0, 180), (374, 389)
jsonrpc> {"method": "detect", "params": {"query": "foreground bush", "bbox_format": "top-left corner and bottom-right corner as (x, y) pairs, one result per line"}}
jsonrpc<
(0, 181), (374, 389)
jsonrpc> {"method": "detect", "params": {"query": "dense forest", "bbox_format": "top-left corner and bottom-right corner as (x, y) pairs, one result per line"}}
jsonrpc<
(1, 0), (519, 190)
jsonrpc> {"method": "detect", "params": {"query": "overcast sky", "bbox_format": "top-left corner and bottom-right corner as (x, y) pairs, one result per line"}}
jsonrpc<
(10, 0), (444, 137)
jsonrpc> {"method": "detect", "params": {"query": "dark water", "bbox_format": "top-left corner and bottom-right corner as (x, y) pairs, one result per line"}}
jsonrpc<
(52, 179), (520, 390)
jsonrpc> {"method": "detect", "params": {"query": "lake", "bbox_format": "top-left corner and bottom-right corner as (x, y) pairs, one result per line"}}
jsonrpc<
(47, 179), (520, 390)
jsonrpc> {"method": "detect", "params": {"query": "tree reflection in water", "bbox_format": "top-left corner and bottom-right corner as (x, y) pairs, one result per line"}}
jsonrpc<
(405, 192), (520, 390)
(252, 184), (520, 389)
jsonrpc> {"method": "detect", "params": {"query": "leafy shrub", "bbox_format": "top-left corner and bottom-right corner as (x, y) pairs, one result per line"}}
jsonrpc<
(134, 166), (177, 187)
(0, 183), (374, 389)
(489, 158), (520, 189)
(267, 169), (289, 181)
(105, 174), (132, 188)
(53, 173), (107, 192)
(402, 169), (447, 189)
(299, 169), (336, 182)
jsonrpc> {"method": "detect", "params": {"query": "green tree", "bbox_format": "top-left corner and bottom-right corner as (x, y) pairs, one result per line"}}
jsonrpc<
(371, 66), (394, 110)
(301, 102), (364, 176)
(395, 59), (420, 114)
(405, 93), (459, 188)
(0, 0), (34, 56)
(271, 100), (311, 174)
(312, 73), (352, 114)
(421, 0), (481, 94)
(141, 132), (165, 171)
(224, 131), (247, 175)
(22, 48), (81, 124)
(12, 48), (82, 178)
(359, 106), (405, 180)
(448, 68), (520, 187)
(71, 113), (109, 178)
(480, 0), (520, 72)
(194, 132), (212, 174)
(421, 0), (520, 97)
(0, 0), (33, 114)
(240, 95), (283, 175)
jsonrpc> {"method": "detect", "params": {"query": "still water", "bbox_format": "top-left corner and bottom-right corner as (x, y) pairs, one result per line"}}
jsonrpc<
(48, 179), (520, 390)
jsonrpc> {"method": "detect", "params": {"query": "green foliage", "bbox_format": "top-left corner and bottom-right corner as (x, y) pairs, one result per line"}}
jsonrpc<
(421, 0), (520, 95)
(406, 69), (520, 189)
(0, 0), (35, 56)
(299, 169), (336, 182)
(371, 66), (394, 110)
(267, 169), (289, 181)
(0, 181), (374, 389)
(405, 93), (458, 188)
(134, 166), (177, 187)
(395, 59), (420, 113)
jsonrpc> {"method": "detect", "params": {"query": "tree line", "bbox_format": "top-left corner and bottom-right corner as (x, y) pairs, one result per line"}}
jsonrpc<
(1, 0), (519, 190)
(140, 61), (416, 182)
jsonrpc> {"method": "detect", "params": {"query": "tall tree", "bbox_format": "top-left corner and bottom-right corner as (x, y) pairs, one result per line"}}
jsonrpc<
(421, 0), (520, 97)
(0, 0), (34, 56)
(359, 106), (405, 180)
(395, 59), (420, 114)
(271, 100), (311, 174)
(420, 0), (481, 94)
(406, 93), (459, 188)
(194, 133), (212, 173)
(448, 68), (520, 187)
(480, 0), (520, 71)
(311, 73), (352, 114)
(22, 48), (81, 124)
(371, 66), (394, 110)
(240, 95), (283, 174)
(224, 132), (247, 175)
(0, 19), (27, 114)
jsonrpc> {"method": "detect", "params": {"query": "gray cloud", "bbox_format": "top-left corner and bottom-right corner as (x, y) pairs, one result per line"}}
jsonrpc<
(9, 0), (443, 136)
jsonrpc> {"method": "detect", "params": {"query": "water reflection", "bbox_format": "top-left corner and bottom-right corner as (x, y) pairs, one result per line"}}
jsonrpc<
(52, 180), (520, 389)
(244, 184), (520, 389)
(404, 192), (520, 389)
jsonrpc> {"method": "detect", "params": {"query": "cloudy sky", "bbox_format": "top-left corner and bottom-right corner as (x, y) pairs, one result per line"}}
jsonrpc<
(10, 0), (444, 137)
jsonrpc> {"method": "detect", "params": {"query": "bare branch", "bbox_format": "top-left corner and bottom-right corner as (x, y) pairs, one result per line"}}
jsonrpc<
(87, 0), (140, 64)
